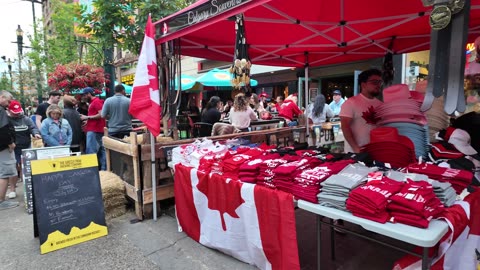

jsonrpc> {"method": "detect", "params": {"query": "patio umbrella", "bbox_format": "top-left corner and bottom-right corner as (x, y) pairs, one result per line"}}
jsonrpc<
(174, 74), (203, 91)
(196, 68), (258, 87)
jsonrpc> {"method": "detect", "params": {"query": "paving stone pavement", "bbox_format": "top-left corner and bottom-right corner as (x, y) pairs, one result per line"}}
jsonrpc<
(0, 186), (412, 270)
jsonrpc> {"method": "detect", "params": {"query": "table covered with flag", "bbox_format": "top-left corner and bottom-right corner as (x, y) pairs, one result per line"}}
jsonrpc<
(174, 163), (300, 270)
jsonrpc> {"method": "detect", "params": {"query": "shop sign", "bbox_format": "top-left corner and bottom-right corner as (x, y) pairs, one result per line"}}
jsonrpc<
(466, 42), (475, 52)
(158, 0), (252, 38)
(121, 74), (135, 85)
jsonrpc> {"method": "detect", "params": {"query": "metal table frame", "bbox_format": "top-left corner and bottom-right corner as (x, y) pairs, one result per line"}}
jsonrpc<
(298, 200), (449, 270)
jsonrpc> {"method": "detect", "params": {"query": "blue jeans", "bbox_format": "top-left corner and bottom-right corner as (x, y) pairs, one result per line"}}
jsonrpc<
(86, 131), (106, 171)
(287, 120), (298, 127)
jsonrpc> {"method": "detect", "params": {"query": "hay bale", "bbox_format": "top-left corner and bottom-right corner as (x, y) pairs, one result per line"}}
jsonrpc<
(99, 171), (128, 220)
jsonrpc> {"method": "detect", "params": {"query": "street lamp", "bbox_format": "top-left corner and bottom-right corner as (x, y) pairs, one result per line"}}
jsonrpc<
(16, 25), (25, 108)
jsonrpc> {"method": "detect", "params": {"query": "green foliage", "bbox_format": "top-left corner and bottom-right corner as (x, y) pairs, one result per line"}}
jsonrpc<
(78, 0), (195, 55)
(0, 73), (12, 91)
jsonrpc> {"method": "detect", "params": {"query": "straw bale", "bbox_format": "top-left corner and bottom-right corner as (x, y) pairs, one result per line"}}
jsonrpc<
(99, 171), (127, 219)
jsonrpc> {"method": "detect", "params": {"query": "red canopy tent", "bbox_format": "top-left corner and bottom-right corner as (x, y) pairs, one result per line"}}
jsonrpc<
(154, 0), (480, 68)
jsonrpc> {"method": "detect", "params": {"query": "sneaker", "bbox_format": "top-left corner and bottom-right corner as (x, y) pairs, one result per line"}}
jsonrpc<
(0, 200), (19, 211)
(8, 191), (16, 199)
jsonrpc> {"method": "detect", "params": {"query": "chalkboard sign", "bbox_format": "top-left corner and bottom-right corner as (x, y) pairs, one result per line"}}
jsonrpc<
(31, 154), (108, 254)
(22, 146), (71, 214)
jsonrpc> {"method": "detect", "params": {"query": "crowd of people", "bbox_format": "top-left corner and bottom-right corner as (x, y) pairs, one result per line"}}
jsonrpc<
(0, 74), (358, 210)
(0, 84), (132, 210)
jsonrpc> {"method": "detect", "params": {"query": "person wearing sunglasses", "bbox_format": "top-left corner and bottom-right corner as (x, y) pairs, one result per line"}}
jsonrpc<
(340, 69), (383, 153)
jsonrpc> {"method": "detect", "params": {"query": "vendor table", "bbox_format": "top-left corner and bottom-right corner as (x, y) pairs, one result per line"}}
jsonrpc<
(297, 200), (449, 270)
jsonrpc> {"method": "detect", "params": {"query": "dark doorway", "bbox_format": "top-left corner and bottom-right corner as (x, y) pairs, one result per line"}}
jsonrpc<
(321, 75), (354, 103)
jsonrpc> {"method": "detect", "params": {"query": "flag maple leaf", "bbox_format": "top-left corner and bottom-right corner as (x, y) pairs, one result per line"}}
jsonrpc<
(197, 173), (245, 231)
(147, 61), (159, 91)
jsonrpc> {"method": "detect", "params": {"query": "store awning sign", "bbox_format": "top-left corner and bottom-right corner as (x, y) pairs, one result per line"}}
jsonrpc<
(157, 0), (254, 40)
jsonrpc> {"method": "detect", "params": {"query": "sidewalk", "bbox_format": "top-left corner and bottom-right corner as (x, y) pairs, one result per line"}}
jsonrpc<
(0, 186), (410, 270)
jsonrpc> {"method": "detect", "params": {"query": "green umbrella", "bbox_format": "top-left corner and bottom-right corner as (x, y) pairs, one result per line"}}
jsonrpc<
(196, 68), (257, 87)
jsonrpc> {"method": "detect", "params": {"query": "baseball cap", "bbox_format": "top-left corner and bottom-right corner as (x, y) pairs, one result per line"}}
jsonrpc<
(333, 90), (342, 95)
(81, 87), (95, 95)
(8, 100), (23, 114)
(448, 128), (478, 155)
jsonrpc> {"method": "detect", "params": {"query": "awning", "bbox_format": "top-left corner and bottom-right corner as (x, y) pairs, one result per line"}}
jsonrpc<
(196, 68), (258, 87)
(154, 0), (480, 67)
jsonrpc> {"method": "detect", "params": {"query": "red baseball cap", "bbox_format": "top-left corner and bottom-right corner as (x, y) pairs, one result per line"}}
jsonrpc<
(8, 100), (23, 114)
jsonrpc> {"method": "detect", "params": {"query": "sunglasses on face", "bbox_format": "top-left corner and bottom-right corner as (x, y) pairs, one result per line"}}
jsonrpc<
(367, 79), (383, 85)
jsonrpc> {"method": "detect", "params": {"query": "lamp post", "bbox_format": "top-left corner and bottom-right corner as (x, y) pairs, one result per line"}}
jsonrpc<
(16, 25), (25, 108)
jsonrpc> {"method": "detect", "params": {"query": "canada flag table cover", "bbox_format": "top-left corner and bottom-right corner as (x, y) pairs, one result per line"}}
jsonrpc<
(174, 164), (300, 270)
(393, 190), (480, 270)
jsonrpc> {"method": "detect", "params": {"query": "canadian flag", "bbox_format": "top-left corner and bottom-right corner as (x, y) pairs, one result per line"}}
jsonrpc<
(129, 15), (161, 136)
(393, 190), (480, 270)
(174, 164), (300, 270)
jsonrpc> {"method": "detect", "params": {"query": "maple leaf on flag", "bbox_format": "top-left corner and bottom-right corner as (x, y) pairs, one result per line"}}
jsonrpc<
(197, 173), (245, 231)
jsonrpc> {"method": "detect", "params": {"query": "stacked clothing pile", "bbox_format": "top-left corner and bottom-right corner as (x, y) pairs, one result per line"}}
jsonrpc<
(293, 160), (353, 203)
(346, 177), (404, 223)
(318, 163), (377, 210)
(222, 148), (264, 179)
(273, 157), (322, 194)
(428, 180), (457, 207)
(387, 180), (445, 228)
(238, 157), (265, 183)
(407, 163), (473, 194)
(256, 156), (291, 189)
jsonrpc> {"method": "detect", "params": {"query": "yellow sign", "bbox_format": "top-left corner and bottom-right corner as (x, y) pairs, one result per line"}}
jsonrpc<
(40, 222), (108, 254)
(31, 154), (107, 254)
(121, 74), (135, 85)
(467, 42), (475, 52)
(31, 154), (98, 174)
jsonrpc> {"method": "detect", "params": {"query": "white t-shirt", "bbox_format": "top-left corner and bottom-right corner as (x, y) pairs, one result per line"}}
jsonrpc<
(306, 104), (334, 125)
(229, 107), (258, 129)
(339, 94), (383, 153)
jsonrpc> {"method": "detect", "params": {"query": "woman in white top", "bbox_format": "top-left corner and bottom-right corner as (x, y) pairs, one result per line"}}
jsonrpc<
(229, 93), (258, 131)
(307, 94), (334, 125)
(306, 94), (334, 146)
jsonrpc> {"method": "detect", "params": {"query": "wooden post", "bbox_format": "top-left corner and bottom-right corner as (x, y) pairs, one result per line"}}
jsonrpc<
(104, 127), (111, 171)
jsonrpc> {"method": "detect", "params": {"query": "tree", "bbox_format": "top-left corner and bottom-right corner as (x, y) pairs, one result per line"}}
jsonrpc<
(78, 0), (195, 56)
(0, 73), (12, 91)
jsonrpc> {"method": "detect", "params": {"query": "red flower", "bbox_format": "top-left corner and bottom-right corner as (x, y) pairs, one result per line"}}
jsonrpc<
(47, 63), (106, 94)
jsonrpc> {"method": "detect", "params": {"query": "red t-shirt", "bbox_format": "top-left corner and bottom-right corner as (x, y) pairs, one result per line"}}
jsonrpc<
(85, 97), (106, 133)
(278, 100), (303, 121)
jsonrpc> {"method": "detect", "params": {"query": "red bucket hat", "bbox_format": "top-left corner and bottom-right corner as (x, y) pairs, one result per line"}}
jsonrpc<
(362, 127), (417, 167)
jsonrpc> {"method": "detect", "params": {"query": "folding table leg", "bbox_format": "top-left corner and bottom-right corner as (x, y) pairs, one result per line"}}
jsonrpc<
(330, 219), (336, 260)
(317, 216), (322, 270)
(421, 247), (430, 270)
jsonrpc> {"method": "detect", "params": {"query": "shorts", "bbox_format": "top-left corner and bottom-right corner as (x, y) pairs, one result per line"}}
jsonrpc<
(0, 148), (17, 179)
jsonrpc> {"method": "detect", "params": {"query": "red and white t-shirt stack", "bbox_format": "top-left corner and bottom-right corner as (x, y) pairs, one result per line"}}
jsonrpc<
(221, 148), (264, 179)
(272, 157), (323, 196)
(346, 177), (404, 223)
(387, 180), (445, 228)
(407, 163), (473, 194)
(238, 153), (281, 183)
(292, 160), (352, 203)
(256, 156), (294, 189)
